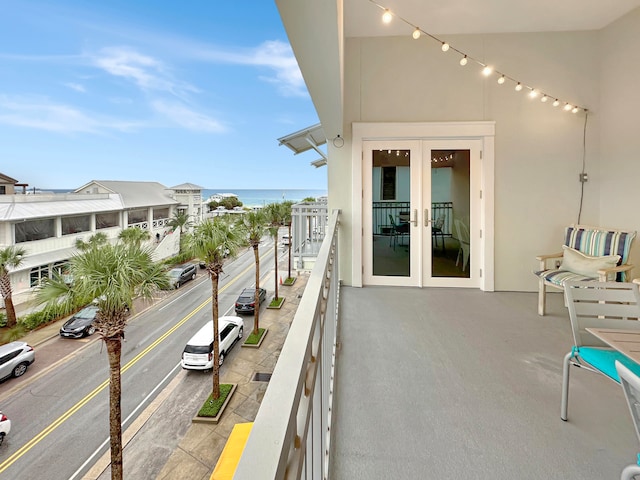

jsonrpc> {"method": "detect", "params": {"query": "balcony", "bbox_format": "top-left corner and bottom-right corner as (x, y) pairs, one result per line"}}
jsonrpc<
(235, 210), (638, 479)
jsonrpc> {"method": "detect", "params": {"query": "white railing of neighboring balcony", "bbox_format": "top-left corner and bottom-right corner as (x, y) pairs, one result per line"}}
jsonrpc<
(234, 209), (340, 480)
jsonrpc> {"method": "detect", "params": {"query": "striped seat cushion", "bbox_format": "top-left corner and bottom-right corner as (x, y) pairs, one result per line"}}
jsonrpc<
(564, 226), (635, 281)
(534, 268), (597, 287)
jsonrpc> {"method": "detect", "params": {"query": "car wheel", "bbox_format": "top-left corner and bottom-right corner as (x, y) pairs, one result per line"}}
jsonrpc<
(0, 433), (4, 447)
(86, 325), (96, 336)
(12, 362), (28, 378)
(238, 327), (244, 340)
(218, 352), (225, 366)
(191, 273), (196, 281)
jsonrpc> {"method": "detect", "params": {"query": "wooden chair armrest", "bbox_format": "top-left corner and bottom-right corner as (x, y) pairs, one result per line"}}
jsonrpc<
(633, 278), (640, 286)
(597, 263), (633, 281)
(536, 252), (564, 271)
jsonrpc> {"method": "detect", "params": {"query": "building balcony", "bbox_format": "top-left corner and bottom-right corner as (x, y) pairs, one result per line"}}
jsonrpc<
(234, 210), (638, 479)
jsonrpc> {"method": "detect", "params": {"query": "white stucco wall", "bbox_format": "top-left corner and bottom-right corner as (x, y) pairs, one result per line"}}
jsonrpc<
(337, 23), (627, 291)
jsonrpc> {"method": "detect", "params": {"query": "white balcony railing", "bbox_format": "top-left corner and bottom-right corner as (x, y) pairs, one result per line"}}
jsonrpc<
(234, 209), (341, 480)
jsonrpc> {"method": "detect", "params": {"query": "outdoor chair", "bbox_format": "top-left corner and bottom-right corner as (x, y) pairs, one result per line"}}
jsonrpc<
(534, 224), (636, 315)
(432, 216), (445, 253)
(615, 361), (640, 480)
(388, 214), (409, 249)
(454, 218), (470, 271)
(561, 281), (640, 422)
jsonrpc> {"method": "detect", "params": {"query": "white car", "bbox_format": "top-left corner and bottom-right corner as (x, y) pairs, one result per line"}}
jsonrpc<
(0, 411), (10, 446)
(181, 316), (244, 370)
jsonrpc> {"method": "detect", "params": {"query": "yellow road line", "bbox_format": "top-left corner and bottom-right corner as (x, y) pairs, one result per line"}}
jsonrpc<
(0, 256), (262, 474)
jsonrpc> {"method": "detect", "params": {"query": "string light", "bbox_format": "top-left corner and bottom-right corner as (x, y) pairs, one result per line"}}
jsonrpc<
(372, 0), (587, 114)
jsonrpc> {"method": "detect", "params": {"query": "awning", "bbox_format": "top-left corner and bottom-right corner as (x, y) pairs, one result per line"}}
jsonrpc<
(277, 123), (327, 167)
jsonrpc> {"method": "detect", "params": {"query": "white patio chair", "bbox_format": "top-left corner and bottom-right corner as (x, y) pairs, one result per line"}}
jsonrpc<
(561, 281), (640, 422)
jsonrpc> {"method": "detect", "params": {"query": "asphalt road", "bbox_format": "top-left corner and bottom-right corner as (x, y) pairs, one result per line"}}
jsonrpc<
(0, 240), (278, 480)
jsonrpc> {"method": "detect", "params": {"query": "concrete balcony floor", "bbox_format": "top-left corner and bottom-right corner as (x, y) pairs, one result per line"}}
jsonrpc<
(330, 286), (637, 479)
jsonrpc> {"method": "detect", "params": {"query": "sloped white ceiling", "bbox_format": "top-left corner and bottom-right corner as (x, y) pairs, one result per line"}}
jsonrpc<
(346, 0), (640, 36)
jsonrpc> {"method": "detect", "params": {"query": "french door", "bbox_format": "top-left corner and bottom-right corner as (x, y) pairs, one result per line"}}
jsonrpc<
(362, 139), (482, 287)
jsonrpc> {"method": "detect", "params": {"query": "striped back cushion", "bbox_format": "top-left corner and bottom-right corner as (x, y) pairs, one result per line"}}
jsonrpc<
(564, 226), (636, 280)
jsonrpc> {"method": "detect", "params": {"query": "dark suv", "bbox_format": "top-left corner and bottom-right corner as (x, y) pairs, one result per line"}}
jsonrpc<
(167, 263), (197, 289)
(235, 288), (267, 314)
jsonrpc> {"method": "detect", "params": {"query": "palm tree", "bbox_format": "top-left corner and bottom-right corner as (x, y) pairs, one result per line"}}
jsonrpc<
(281, 201), (294, 281)
(37, 242), (168, 480)
(264, 202), (284, 303)
(75, 232), (109, 251)
(118, 227), (150, 247)
(167, 211), (193, 235)
(237, 210), (267, 336)
(0, 246), (27, 328)
(187, 217), (243, 400)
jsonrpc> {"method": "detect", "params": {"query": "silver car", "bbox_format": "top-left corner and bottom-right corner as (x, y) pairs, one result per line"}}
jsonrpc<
(0, 341), (35, 382)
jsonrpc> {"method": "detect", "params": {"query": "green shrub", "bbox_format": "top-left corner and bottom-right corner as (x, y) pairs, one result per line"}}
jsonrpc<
(0, 312), (6, 328)
(197, 384), (233, 417)
(19, 308), (61, 330)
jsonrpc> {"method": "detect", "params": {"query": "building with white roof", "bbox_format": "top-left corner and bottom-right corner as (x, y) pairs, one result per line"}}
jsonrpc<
(1, 176), (181, 309)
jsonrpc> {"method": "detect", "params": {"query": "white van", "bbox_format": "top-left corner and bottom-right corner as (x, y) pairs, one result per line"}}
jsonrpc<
(282, 234), (291, 246)
(181, 316), (244, 370)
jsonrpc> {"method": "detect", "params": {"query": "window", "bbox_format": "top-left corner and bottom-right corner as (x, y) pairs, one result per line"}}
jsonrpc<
(381, 167), (397, 200)
(62, 215), (90, 235)
(128, 209), (148, 225)
(30, 265), (50, 287)
(96, 211), (119, 229)
(15, 218), (55, 243)
(0, 186), (6, 195)
(220, 325), (235, 341)
(0, 350), (21, 365)
(153, 208), (169, 220)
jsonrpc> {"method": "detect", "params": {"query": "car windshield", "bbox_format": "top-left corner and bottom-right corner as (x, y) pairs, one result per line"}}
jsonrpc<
(168, 269), (182, 279)
(75, 307), (98, 319)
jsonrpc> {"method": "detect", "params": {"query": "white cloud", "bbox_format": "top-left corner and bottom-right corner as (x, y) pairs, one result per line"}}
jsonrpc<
(151, 100), (226, 133)
(90, 46), (197, 97)
(64, 82), (86, 93)
(0, 95), (141, 133)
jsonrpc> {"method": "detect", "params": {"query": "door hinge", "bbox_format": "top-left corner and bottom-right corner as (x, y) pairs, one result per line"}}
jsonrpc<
(479, 190), (482, 199)
(479, 229), (482, 239)
(480, 150), (483, 159)
(480, 268), (483, 278)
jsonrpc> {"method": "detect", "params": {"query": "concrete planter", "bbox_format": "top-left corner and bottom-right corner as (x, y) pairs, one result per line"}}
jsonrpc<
(192, 383), (237, 425)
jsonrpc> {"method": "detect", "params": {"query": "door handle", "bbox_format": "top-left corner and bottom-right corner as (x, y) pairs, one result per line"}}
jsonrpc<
(412, 209), (418, 226)
(424, 209), (429, 227)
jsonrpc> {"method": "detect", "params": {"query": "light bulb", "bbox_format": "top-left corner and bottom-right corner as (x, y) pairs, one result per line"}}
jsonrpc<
(552, 99), (560, 107)
(382, 9), (392, 23)
(441, 42), (450, 52)
(572, 107), (579, 113)
(482, 66), (493, 76)
(497, 75), (505, 84)
(412, 28), (421, 40)
(564, 103), (572, 111)
(460, 55), (467, 66)
(515, 83), (523, 91)
(541, 95), (548, 103)
(529, 89), (539, 98)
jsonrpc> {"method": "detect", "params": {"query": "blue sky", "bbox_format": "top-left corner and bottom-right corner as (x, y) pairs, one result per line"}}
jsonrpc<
(0, 1), (326, 190)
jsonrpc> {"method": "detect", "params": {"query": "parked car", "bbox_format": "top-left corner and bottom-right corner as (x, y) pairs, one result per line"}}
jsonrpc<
(181, 316), (244, 369)
(282, 234), (292, 246)
(0, 411), (10, 446)
(59, 305), (100, 338)
(166, 263), (197, 289)
(0, 342), (35, 382)
(234, 288), (267, 314)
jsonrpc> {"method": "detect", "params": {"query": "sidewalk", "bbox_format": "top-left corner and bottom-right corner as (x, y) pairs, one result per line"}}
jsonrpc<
(80, 268), (309, 480)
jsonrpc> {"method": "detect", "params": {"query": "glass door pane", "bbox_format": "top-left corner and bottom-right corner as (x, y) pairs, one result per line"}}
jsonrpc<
(372, 148), (411, 277)
(429, 149), (470, 278)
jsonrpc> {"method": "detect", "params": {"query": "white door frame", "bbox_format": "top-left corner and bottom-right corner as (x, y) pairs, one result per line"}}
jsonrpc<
(352, 121), (495, 291)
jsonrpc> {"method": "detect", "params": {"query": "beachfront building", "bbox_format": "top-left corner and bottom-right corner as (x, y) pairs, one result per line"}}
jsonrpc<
(169, 182), (204, 229)
(1, 177), (180, 309)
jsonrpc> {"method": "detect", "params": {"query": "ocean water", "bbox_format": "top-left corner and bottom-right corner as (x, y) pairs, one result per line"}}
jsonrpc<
(202, 188), (327, 207)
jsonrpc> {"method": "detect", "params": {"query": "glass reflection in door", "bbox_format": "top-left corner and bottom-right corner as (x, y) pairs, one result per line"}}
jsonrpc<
(430, 150), (470, 278)
(372, 149), (410, 277)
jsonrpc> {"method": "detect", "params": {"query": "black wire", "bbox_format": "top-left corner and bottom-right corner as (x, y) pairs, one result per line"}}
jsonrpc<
(576, 111), (589, 224)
